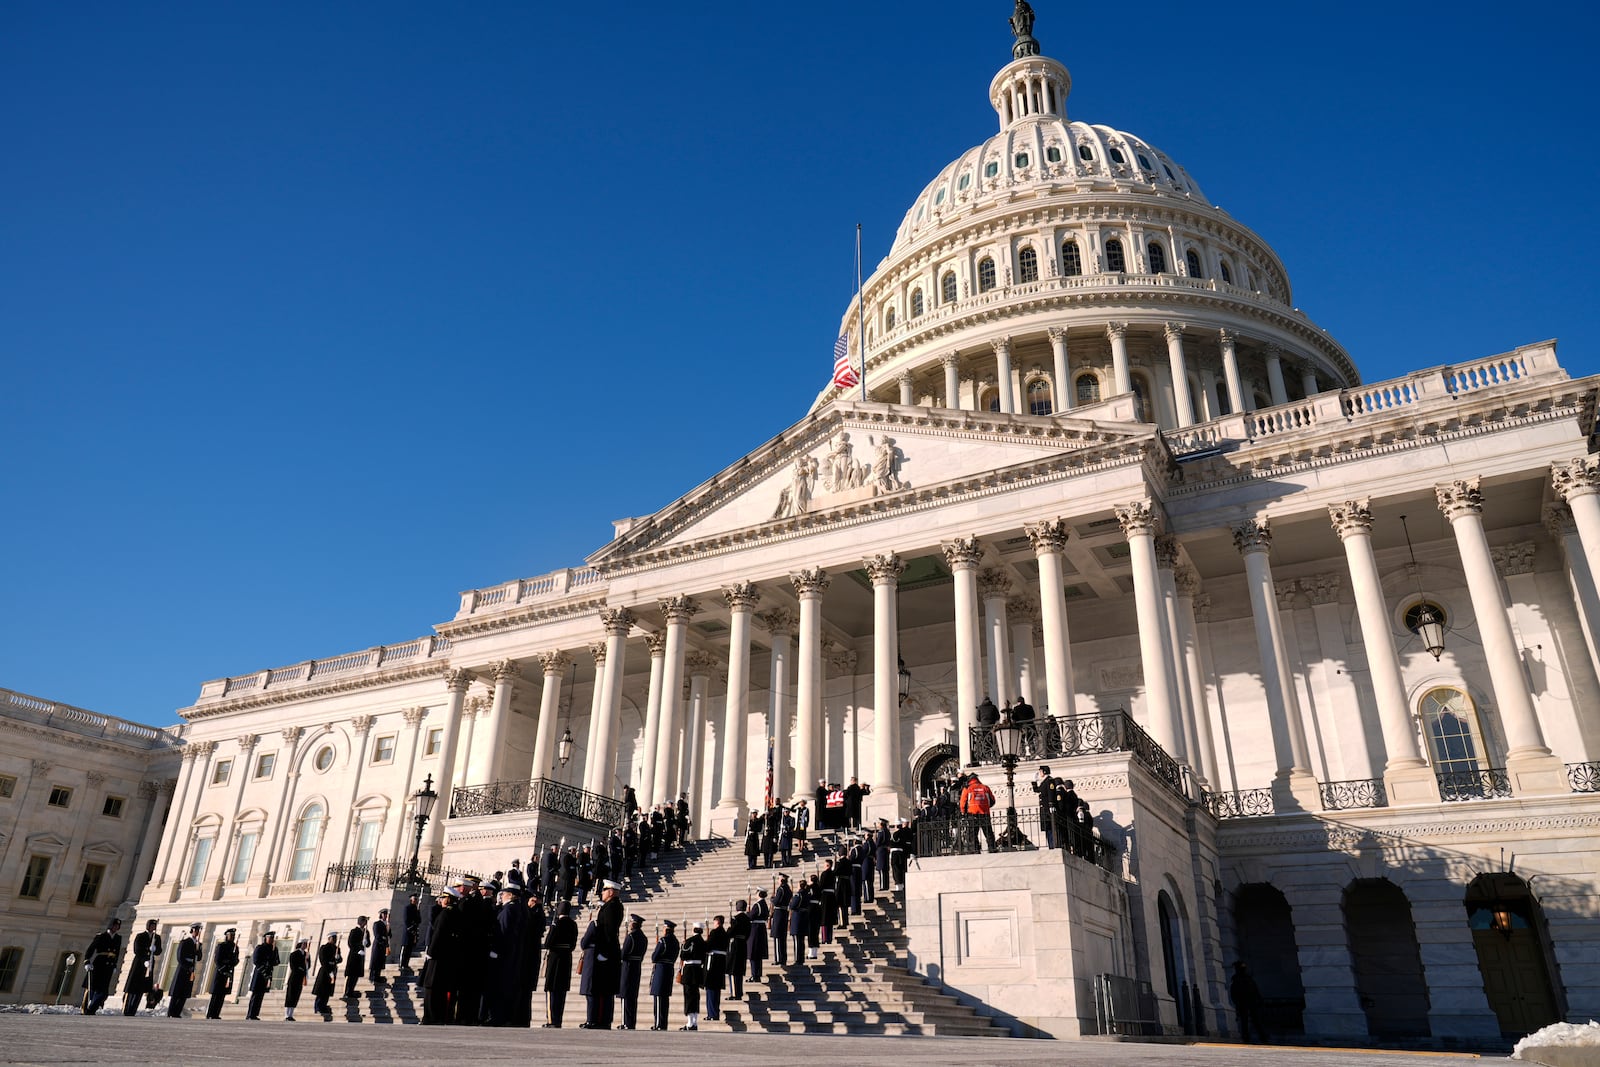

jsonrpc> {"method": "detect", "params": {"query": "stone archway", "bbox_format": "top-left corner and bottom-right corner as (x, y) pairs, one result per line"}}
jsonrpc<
(1344, 879), (1430, 1038)
(1232, 883), (1306, 1035)
(911, 742), (959, 805)
(1465, 873), (1561, 1037)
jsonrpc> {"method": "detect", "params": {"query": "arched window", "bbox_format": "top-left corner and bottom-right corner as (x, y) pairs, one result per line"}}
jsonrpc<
(1131, 372), (1154, 423)
(941, 271), (957, 304)
(289, 802), (325, 882)
(910, 288), (924, 318)
(1017, 247), (1038, 283)
(1185, 249), (1203, 278)
(1077, 143), (1094, 162)
(1046, 146), (1062, 163)
(1147, 242), (1167, 273)
(982, 388), (1002, 412)
(1075, 372), (1101, 405)
(1027, 379), (1052, 415)
(1219, 259), (1233, 284)
(1061, 239), (1082, 277)
(977, 257), (996, 292)
(885, 307), (896, 329)
(1420, 686), (1487, 777)
(1105, 239), (1125, 273)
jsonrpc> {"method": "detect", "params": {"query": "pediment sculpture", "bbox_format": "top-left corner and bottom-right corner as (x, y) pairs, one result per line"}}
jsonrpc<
(774, 431), (909, 519)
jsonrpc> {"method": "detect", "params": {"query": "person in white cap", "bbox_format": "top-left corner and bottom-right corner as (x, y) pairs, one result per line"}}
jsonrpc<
(678, 922), (706, 1030)
(585, 879), (625, 1028)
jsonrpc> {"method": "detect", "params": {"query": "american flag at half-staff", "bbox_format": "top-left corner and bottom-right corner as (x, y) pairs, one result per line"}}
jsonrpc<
(832, 333), (858, 389)
(763, 736), (775, 811)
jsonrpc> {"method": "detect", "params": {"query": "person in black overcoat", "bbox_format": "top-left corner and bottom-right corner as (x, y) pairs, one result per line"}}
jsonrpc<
(455, 881), (492, 1024)
(577, 916), (600, 1025)
(771, 875), (793, 966)
(678, 923), (706, 1030)
(540, 844), (559, 903)
(80, 918), (122, 1014)
(167, 924), (203, 1017)
(648, 920), (679, 1031)
(818, 860), (838, 943)
(788, 881), (810, 965)
(588, 881), (624, 1028)
(805, 876), (823, 958)
(744, 819), (761, 869)
(558, 848), (578, 903)
(746, 891), (770, 980)
(245, 931), (279, 1020)
(542, 902), (579, 1027)
(312, 933), (341, 1015)
(727, 904), (749, 1000)
(283, 939), (309, 1020)
(368, 909), (391, 985)
(400, 894), (422, 975)
(124, 919), (163, 1016)
(874, 820), (892, 891)
(342, 916), (369, 1000)
(515, 891), (546, 1027)
(205, 928), (240, 1019)
(422, 890), (462, 1024)
(703, 916), (729, 1021)
(619, 913), (647, 1030)
(485, 888), (524, 1025)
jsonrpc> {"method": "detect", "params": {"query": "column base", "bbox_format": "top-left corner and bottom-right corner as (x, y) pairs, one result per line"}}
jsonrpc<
(862, 788), (908, 827)
(1506, 750), (1569, 797)
(707, 800), (749, 841)
(1272, 770), (1321, 814)
(1382, 764), (1441, 806)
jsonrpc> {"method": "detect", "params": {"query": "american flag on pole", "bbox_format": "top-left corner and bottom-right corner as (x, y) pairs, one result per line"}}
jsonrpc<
(763, 736), (775, 810)
(832, 334), (858, 389)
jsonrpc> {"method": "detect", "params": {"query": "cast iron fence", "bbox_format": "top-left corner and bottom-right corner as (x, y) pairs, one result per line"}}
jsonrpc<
(1201, 787), (1275, 819)
(1318, 777), (1389, 811)
(968, 710), (1185, 801)
(914, 808), (1117, 874)
(322, 858), (476, 894)
(449, 776), (625, 826)
(1568, 761), (1600, 793)
(1436, 767), (1513, 802)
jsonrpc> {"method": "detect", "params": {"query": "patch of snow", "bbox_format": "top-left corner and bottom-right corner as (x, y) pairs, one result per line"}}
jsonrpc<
(1515, 1020), (1600, 1059)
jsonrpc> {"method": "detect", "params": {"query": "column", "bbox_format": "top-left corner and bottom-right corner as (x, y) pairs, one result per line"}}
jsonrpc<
(1047, 327), (1072, 411)
(578, 645), (606, 788)
(1264, 345), (1288, 407)
(897, 371), (915, 406)
(586, 608), (634, 796)
(941, 353), (962, 409)
(423, 670), (471, 861)
(1553, 457), (1600, 604)
(1545, 502), (1600, 683)
(1114, 504), (1183, 760)
(1199, 368), (1221, 421)
(1025, 519), (1078, 718)
(1154, 537), (1194, 765)
(482, 659), (519, 784)
(636, 632), (667, 802)
(454, 695), (483, 788)
(259, 726), (305, 892)
(865, 553), (906, 813)
(1436, 479), (1566, 794)
(1232, 518), (1319, 810)
(791, 568), (829, 802)
(1328, 501), (1438, 803)
(1174, 569), (1220, 787)
(336, 716), (374, 865)
(991, 337), (1015, 413)
(121, 778), (174, 906)
(652, 595), (699, 804)
(1164, 322), (1195, 427)
(1106, 322), (1132, 395)
(979, 568), (1014, 703)
(1010, 599), (1038, 708)
(170, 741), (218, 897)
(1219, 329), (1244, 416)
(154, 747), (203, 887)
(756, 608), (797, 803)
(531, 651), (571, 781)
(683, 652), (716, 823)
(1300, 366), (1319, 397)
(943, 536), (985, 766)
(712, 584), (760, 834)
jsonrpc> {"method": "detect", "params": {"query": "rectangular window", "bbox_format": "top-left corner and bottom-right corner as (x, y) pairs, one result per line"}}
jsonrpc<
(210, 759), (232, 786)
(19, 855), (51, 899)
(102, 795), (125, 818)
(371, 735), (396, 764)
(230, 831), (259, 884)
(354, 820), (382, 865)
(186, 837), (214, 888)
(0, 775), (15, 799)
(76, 863), (105, 906)
(0, 947), (21, 993)
(423, 728), (443, 757)
(47, 786), (72, 808)
(253, 752), (276, 780)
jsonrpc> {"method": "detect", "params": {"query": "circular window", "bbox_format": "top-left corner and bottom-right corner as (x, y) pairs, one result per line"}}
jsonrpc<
(313, 746), (335, 772)
(957, 172), (972, 191)
(1405, 601), (1448, 632)
(1014, 152), (1030, 168)
(1046, 146), (1061, 163)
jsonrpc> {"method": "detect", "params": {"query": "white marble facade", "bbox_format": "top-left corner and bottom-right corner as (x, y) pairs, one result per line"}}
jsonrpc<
(17, 6), (1590, 1042)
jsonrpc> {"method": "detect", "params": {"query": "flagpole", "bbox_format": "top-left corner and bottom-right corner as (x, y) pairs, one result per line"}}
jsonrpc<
(856, 223), (867, 402)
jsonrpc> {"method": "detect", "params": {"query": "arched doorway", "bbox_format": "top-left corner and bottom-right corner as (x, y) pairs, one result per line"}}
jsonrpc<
(914, 744), (960, 805)
(1233, 884), (1306, 1035)
(1158, 888), (1199, 1034)
(1344, 879), (1430, 1038)
(1465, 873), (1561, 1036)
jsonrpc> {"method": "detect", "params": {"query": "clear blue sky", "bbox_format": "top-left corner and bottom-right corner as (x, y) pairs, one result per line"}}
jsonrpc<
(5, 2), (1597, 725)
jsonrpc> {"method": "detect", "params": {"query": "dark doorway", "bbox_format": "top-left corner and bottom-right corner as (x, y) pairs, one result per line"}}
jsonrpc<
(1465, 873), (1561, 1037)
(1344, 879), (1430, 1038)
(1233, 883), (1306, 1035)
(915, 744), (960, 805)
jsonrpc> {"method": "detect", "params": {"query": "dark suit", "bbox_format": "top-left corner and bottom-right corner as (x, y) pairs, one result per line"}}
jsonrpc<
(649, 931), (679, 1029)
(125, 929), (162, 1015)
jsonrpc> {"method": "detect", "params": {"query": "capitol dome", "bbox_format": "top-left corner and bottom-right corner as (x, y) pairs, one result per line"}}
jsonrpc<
(814, 9), (1356, 427)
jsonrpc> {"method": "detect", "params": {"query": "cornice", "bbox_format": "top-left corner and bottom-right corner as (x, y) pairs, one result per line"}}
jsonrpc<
(1218, 808), (1600, 852)
(0, 716), (182, 761)
(436, 594), (609, 639)
(181, 659), (450, 720)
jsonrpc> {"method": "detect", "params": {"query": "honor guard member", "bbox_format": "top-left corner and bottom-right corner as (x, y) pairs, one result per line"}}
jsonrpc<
(342, 915), (370, 1000)
(312, 932), (341, 1015)
(167, 923), (204, 1017)
(727, 902), (749, 1000)
(703, 915), (729, 1021)
(283, 938), (309, 1021)
(80, 918), (122, 1014)
(788, 879), (811, 964)
(588, 879), (625, 1029)
(619, 913), (648, 1029)
(245, 930), (279, 1020)
(204, 928), (240, 1019)
(770, 874), (792, 966)
(746, 890), (770, 980)
(124, 918), (163, 1016)
(678, 921), (706, 1030)
(421, 888), (461, 1024)
(369, 908), (391, 985)
(487, 887), (525, 1025)
(648, 920), (679, 1031)
(541, 902), (579, 1027)
(400, 894), (422, 974)
(875, 819), (892, 892)
(515, 890), (547, 1026)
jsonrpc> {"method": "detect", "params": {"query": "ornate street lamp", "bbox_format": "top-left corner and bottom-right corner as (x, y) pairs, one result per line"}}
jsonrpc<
(897, 655), (912, 706)
(1400, 513), (1447, 660)
(406, 774), (438, 888)
(557, 727), (575, 767)
(991, 711), (1031, 850)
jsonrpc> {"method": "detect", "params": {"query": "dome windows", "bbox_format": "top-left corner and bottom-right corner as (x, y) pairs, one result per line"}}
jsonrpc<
(885, 307), (897, 329)
(935, 187), (947, 206)
(958, 172), (972, 191)
(911, 288), (924, 318)
(1028, 379), (1053, 416)
(941, 271), (957, 304)
(1147, 242), (1167, 273)
(1136, 154), (1152, 170)
(1105, 239), (1126, 273)
(1046, 146), (1061, 163)
(1219, 260), (1233, 284)
(1075, 372), (1101, 406)
(1017, 247), (1039, 283)
(1077, 143), (1094, 162)
(984, 161), (999, 178)
(1163, 163), (1178, 182)
(1061, 239), (1082, 277)
(1109, 147), (1126, 165)
(1014, 152), (1030, 168)
(977, 257), (997, 293)
(1185, 249), (1204, 278)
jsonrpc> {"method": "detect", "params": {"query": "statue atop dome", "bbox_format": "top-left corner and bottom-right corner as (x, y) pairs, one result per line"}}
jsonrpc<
(1009, 0), (1040, 59)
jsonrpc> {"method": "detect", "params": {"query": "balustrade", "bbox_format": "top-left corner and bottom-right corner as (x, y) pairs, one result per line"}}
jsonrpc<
(1436, 767), (1513, 802)
(1201, 787), (1276, 819)
(967, 710), (1186, 802)
(1318, 778), (1389, 811)
(449, 776), (625, 827)
(1567, 761), (1600, 793)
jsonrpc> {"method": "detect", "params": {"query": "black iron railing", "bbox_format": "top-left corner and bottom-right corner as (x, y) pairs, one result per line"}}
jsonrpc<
(1568, 761), (1600, 793)
(1201, 787), (1275, 819)
(321, 859), (475, 893)
(968, 711), (1186, 801)
(1319, 777), (1389, 811)
(914, 809), (1117, 874)
(449, 776), (625, 826)
(1436, 767), (1513, 802)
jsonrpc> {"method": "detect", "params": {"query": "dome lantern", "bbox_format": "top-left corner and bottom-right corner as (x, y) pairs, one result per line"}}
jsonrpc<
(991, 3), (1070, 131)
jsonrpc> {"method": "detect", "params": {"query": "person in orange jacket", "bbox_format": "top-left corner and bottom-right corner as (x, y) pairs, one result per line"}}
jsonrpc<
(959, 774), (997, 853)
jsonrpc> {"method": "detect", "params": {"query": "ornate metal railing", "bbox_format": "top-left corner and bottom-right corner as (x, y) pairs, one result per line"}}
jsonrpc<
(449, 776), (625, 826)
(967, 710), (1186, 801)
(1436, 767), (1513, 803)
(1201, 787), (1275, 819)
(914, 810), (1117, 874)
(321, 859), (475, 893)
(1568, 761), (1600, 793)
(1319, 778), (1389, 811)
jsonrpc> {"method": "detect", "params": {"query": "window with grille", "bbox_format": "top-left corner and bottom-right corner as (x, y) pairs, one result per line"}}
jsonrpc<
(1421, 687), (1486, 775)
(1105, 239), (1125, 273)
(102, 795), (125, 818)
(1027, 379), (1052, 415)
(231, 831), (259, 884)
(355, 821), (382, 866)
(371, 735), (397, 765)
(1219, 260), (1232, 284)
(76, 863), (105, 906)
(1075, 373), (1101, 406)
(1147, 242), (1167, 273)
(47, 786), (71, 808)
(289, 803), (325, 881)
(1017, 247), (1038, 283)
(0, 947), (21, 993)
(254, 752), (276, 779)
(1061, 240), (1082, 277)
(210, 760), (232, 786)
(186, 837), (214, 888)
(941, 272), (957, 304)
(0, 775), (15, 799)
(424, 728), (443, 757)
(977, 258), (996, 292)
(1186, 249), (1203, 277)
(910, 289), (924, 318)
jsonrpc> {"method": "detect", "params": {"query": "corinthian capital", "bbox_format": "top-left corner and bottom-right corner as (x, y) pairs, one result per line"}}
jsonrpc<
(1552, 457), (1600, 503)
(1174, 567), (1201, 598)
(1544, 501), (1577, 539)
(235, 733), (259, 752)
(1046, 325), (1067, 344)
(659, 595), (702, 623)
(191, 741), (218, 758)
(684, 650), (719, 677)
(350, 714), (376, 735)
(722, 582), (761, 612)
(754, 608), (798, 636)
(1218, 328), (1237, 347)
(491, 659), (520, 683)
(644, 631), (667, 656)
(1328, 499), (1374, 539)
(1435, 478), (1483, 521)
(281, 725), (304, 745)
(1163, 322), (1185, 344)
(402, 706), (427, 726)
(790, 568), (830, 598)
(1024, 518), (1070, 553)
(1105, 321), (1127, 342)
(538, 650), (573, 674)
(977, 568), (1013, 599)
(990, 335), (1012, 356)
(941, 535), (984, 570)
(443, 668), (472, 693)
(1114, 501), (1158, 538)
(1492, 542), (1537, 577)
(599, 607), (635, 637)
(1232, 518), (1272, 554)
(863, 553), (905, 585)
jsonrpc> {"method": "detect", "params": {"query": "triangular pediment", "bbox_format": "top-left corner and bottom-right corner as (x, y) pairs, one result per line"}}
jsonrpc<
(589, 399), (1154, 571)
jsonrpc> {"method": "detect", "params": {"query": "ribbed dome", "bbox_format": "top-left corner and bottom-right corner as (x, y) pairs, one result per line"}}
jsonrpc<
(891, 117), (1209, 256)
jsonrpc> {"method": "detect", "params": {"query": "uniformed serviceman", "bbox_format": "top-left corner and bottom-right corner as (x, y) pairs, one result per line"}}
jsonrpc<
(124, 918), (163, 1016)
(619, 913), (648, 1029)
(80, 918), (122, 1014)
(541, 902), (579, 1027)
(204, 928), (240, 1019)
(746, 890), (770, 981)
(245, 930), (279, 1020)
(648, 919), (678, 1031)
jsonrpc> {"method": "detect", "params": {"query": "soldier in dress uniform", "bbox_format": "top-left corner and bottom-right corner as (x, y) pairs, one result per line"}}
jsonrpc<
(515, 890), (546, 1026)
(369, 908), (391, 986)
(487, 887), (525, 1025)
(245, 930), (279, 1020)
(746, 889), (770, 981)
(618, 913), (648, 1030)
(283, 938), (309, 1021)
(80, 918), (122, 1014)
(204, 928), (240, 1019)
(770, 874), (792, 966)
(421, 889), (461, 1024)
(124, 918), (163, 1016)
(703, 914), (729, 1021)
(727, 902), (749, 1000)
(167, 924), (204, 1018)
(648, 919), (678, 1031)
(541, 902), (579, 1027)
(678, 921), (706, 1030)
(400, 894), (422, 974)
(312, 932), (341, 1015)
(342, 915), (370, 1000)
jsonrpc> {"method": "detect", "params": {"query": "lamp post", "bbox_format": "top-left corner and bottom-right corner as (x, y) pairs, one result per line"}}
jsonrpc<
(406, 774), (439, 889)
(991, 711), (1031, 850)
(55, 953), (77, 1006)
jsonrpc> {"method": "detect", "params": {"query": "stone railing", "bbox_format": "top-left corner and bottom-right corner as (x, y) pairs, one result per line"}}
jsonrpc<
(197, 634), (451, 701)
(0, 687), (176, 747)
(1319, 778), (1389, 811)
(967, 710), (1186, 803)
(1569, 761), (1600, 793)
(449, 776), (625, 828)
(456, 566), (607, 619)
(1437, 767), (1513, 803)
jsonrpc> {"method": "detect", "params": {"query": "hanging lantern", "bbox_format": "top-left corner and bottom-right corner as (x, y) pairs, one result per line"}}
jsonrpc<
(898, 655), (912, 706)
(557, 727), (575, 767)
(1413, 603), (1446, 660)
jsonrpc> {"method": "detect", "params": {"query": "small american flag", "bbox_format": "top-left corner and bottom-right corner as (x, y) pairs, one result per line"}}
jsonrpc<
(764, 736), (775, 810)
(832, 334), (858, 389)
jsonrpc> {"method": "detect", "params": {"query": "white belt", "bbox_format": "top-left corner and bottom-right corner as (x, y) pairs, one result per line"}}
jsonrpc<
(682, 961), (702, 967)
(708, 950), (727, 956)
